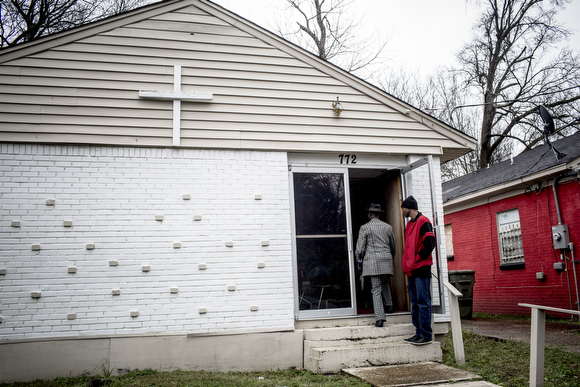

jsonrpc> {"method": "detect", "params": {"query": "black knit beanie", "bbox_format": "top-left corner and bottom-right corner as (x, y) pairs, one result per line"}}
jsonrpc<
(401, 196), (418, 210)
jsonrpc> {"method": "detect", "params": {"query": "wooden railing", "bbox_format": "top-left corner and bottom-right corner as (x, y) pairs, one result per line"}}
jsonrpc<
(518, 303), (580, 387)
(443, 279), (465, 364)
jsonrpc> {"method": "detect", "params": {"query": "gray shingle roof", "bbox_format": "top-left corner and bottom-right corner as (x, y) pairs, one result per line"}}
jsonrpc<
(442, 131), (580, 203)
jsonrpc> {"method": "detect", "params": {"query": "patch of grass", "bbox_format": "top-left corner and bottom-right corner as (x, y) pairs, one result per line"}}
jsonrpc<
(443, 330), (580, 387)
(0, 368), (371, 387)
(0, 375), (93, 387)
(107, 368), (371, 387)
(99, 362), (113, 379)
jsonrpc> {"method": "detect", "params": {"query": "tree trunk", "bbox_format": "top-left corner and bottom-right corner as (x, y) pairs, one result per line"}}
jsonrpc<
(479, 101), (496, 169)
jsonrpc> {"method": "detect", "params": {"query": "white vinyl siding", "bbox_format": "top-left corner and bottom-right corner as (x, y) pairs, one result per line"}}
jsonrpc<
(0, 2), (473, 159)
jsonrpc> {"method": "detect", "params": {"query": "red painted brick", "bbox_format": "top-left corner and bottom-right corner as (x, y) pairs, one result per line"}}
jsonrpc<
(446, 181), (580, 318)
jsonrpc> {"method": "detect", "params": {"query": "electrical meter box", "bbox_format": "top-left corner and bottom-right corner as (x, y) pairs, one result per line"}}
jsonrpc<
(552, 224), (570, 249)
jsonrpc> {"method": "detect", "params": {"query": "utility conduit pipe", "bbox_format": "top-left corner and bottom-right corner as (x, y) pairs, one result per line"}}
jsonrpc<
(552, 169), (580, 315)
(552, 173), (566, 225)
(570, 243), (580, 315)
(552, 168), (580, 224)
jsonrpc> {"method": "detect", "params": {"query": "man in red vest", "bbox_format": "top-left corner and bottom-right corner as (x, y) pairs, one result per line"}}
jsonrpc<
(401, 196), (436, 345)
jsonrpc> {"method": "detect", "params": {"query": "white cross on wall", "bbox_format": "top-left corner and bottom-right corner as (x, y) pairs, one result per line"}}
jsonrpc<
(139, 65), (213, 147)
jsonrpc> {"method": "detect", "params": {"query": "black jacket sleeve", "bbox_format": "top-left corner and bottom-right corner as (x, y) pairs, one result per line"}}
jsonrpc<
(417, 222), (436, 261)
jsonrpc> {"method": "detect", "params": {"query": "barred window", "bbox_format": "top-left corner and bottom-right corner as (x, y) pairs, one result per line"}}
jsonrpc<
(497, 209), (525, 268)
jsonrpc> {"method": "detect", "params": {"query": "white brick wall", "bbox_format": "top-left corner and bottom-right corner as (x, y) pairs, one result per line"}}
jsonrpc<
(0, 144), (294, 340)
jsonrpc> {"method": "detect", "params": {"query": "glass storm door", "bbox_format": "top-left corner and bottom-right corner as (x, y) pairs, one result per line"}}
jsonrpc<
(291, 170), (356, 319)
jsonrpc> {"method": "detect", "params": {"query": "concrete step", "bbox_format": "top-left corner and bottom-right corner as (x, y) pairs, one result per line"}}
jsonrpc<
(302, 321), (444, 374)
(304, 322), (416, 342)
(343, 362), (498, 387)
(306, 340), (442, 374)
(304, 323), (417, 360)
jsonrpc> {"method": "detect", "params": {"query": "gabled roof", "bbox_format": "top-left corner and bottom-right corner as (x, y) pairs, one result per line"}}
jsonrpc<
(443, 131), (580, 204)
(0, 0), (475, 160)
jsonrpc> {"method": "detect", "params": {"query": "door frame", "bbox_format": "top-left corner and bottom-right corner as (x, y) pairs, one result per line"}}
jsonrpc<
(288, 153), (446, 320)
(400, 155), (445, 314)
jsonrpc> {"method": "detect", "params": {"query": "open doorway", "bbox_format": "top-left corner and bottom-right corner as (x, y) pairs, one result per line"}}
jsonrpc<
(349, 168), (407, 315)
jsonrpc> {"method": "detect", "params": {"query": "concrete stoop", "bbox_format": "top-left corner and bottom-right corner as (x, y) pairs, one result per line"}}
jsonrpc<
(304, 323), (442, 374)
(343, 363), (493, 387)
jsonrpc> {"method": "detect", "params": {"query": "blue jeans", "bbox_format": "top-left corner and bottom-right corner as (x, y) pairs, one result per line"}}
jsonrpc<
(408, 275), (432, 340)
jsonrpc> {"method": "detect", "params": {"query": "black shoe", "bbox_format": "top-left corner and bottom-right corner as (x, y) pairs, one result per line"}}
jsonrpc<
(385, 305), (394, 314)
(411, 337), (432, 346)
(404, 335), (419, 343)
(375, 319), (385, 327)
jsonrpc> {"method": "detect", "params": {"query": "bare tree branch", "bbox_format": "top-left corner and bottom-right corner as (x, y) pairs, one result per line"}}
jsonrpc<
(1, 0), (155, 48)
(274, 0), (389, 76)
(458, 0), (580, 169)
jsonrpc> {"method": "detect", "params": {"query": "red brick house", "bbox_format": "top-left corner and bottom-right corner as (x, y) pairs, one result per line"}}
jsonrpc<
(442, 132), (580, 318)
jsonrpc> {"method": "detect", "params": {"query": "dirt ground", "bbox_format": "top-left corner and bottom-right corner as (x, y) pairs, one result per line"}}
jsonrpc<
(460, 317), (580, 353)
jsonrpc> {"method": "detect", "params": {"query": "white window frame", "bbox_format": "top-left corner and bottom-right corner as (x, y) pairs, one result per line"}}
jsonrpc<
(445, 224), (454, 261)
(496, 208), (525, 267)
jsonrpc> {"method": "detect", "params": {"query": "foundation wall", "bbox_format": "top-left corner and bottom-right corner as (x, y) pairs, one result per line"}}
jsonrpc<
(0, 329), (304, 383)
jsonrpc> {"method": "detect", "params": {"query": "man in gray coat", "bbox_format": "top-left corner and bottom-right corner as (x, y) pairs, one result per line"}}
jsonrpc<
(355, 203), (396, 327)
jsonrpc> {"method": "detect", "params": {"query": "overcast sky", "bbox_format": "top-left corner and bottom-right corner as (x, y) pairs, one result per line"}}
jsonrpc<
(212, 0), (580, 76)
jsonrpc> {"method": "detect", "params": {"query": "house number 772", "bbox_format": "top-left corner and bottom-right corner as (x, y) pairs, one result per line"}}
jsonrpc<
(338, 154), (357, 164)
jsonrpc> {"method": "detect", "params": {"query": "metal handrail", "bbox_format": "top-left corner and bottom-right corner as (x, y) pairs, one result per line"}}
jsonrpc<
(443, 279), (465, 364)
(518, 303), (580, 387)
